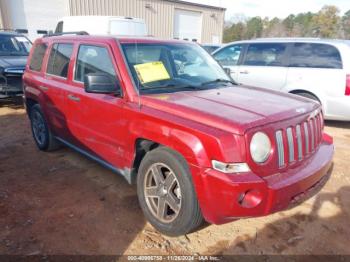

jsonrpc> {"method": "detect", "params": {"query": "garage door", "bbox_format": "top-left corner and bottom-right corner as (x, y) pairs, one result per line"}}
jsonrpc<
(174, 9), (202, 42)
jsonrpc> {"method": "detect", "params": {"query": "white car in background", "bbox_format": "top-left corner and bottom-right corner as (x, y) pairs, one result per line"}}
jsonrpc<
(213, 38), (350, 121)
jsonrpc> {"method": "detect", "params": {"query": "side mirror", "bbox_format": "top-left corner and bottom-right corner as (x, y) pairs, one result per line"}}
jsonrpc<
(224, 67), (232, 75)
(84, 73), (121, 95)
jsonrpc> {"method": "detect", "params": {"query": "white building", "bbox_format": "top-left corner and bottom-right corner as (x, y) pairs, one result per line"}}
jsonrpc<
(0, 0), (225, 43)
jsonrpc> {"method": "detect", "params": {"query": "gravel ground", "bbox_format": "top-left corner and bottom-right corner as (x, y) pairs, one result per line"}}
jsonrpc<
(0, 98), (349, 255)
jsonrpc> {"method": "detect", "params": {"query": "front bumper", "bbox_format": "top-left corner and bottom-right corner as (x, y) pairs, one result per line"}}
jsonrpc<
(192, 136), (334, 225)
(325, 96), (350, 121)
(0, 75), (23, 99)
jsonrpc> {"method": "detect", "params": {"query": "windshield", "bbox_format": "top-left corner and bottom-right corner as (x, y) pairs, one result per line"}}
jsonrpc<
(0, 35), (32, 56)
(121, 42), (232, 94)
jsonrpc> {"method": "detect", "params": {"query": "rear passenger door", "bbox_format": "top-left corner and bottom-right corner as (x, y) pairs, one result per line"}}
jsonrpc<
(286, 43), (345, 101)
(213, 44), (244, 83)
(238, 43), (289, 90)
(43, 42), (74, 139)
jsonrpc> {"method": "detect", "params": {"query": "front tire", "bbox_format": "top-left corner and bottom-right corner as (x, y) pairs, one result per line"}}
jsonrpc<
(30, 104), (60, 151)
(137, 147), (204, 236)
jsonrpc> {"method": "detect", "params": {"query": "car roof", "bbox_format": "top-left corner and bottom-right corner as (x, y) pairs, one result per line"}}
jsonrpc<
(222, 37), (350, 45)
(0, 31), (25, 37)
(37, 34), (196, 45)
(213, 38), (350, 55)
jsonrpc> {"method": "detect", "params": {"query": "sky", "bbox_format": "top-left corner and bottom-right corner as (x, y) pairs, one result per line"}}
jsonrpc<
(186, 0), (350, 20)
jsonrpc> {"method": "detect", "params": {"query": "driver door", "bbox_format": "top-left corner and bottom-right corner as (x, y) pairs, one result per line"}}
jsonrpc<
(66, 43), (129, 169)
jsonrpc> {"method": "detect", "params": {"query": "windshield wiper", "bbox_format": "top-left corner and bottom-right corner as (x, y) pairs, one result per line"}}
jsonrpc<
(140, 83), (200, 91)
(201, 78), (236, 87)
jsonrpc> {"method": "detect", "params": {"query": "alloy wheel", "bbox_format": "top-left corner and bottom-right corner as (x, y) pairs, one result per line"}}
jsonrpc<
(144, 163), (182, 223)
(32, 111), (46, 146)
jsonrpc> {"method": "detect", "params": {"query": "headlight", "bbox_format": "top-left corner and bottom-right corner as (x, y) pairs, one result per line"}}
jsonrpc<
(250, 132), (271, 163)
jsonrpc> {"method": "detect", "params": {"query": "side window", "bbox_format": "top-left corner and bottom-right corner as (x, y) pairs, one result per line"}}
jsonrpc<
(213, 45), (242, 66)
(290, 43), (342, 69)
(243, 43), (287, 67)
(74, 45), (116, 82)
(46, 43), (73, 78)
(29, 43), (47, 72)
(55, 21), (63, 33)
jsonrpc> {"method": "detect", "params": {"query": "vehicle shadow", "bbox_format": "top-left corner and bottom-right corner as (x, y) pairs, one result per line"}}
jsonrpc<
(0, 97), (24, 109)
(209, 185), (350, 258)
(0, 102), (146, 255)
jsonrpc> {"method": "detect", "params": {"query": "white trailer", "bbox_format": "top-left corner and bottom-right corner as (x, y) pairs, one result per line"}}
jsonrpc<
(55, 16), (148, 36)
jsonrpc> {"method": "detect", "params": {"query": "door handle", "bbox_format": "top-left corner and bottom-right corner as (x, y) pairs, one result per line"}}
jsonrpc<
(39, 85), (49, 91)
(68, 94), (80, 102)
(240, 70), (249, 74)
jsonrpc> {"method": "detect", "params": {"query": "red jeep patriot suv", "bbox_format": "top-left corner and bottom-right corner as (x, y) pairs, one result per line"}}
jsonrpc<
(23, 34), (334, 236)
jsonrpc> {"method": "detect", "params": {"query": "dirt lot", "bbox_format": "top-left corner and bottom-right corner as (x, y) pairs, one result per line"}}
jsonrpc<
(0, 98), (350, 256)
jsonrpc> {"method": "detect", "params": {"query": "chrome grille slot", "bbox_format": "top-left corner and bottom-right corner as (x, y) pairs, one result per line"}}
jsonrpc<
(286, 127), (295, 163)
(315, 115), (320, 143)
(317, 115), (322, 142)
(296, 124), (303, 160)
(309, 119), (315, 151)
(276, 130), (285, 167)
(304, 122), (309, 154)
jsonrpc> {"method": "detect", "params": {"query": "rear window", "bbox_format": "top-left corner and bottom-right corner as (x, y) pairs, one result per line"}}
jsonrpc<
(47, 43), (73, 78)
(289, 43), (342, 69)
(29, 43), (47, 72)
(243, 43), (287, 67)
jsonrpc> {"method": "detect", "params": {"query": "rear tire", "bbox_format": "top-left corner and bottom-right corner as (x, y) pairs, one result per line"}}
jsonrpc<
(29, 104), (60, 151)
(137, 147), (204, 236)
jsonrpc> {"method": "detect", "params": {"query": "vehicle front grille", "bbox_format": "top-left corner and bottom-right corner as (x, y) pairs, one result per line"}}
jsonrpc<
(275, 111), (323, 168)
(5, 75), (23, 89)
(0, 74), (23, 94)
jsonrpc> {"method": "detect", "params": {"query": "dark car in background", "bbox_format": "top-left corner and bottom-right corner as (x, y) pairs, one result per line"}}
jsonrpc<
(0, 31), (32, 99)
(201, 43), (223, 54)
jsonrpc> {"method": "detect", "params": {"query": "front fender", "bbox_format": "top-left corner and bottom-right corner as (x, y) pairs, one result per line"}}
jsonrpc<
(128, 119), (210, 168)
(128, 119), (218, 216)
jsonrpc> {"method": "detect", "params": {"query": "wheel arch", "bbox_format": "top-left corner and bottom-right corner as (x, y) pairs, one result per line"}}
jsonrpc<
(288, 89), (321, 103)
(129, 138), (161, 184)
(128, 128), (210, 185)
(25, 97), (38, 115)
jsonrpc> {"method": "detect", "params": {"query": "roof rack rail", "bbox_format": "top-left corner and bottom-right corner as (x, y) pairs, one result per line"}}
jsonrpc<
(0, 28), (28, 34)
(15, 29), (28, 34)
(43, 31), (89, 38)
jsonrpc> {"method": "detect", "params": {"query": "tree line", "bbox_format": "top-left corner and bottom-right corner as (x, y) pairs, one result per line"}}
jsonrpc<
(223, 5), (350, 43)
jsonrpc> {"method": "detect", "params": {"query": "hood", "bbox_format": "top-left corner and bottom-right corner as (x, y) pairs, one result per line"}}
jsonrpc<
(0, 56), (28, 69)
(141, 86), (319, 135)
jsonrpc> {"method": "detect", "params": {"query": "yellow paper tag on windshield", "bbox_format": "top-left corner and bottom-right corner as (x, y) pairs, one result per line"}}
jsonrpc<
(134, 61), (170, 84)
